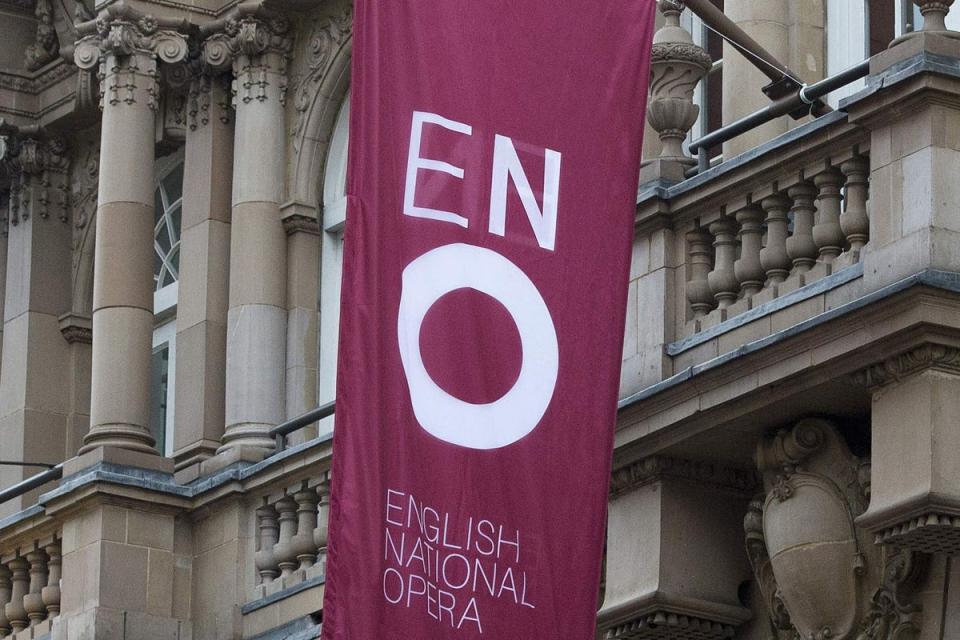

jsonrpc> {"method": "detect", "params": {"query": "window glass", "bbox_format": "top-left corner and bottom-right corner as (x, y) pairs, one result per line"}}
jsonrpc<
(150, 343), (169, 455)
(153, 153), (183, 295)
(150, 150), (182, 458)
(318, 94), (350, 434)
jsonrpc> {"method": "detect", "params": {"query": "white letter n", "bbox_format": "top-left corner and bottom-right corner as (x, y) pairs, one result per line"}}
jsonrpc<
(489, 134), (561, 251)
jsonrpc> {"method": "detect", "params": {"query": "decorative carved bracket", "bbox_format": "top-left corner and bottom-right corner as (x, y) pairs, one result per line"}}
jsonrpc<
(748, 418), (926, 640)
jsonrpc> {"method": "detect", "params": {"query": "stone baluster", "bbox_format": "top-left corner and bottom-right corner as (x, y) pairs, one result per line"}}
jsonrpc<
(708, 216), (740, 309)
(22, 549), (47, 626)
(254, 505), (280, 585)
(760, 194), (792, 285)
(813, 168), (846, 264)
(786, 182), (819, 273)
(41, 543), (60, 618)
(73, 6), (190, 455)
(734, 204), (765, 297)
(4, 558), (28, 632)
(291, 488), (320, 572)
(0, 564), (11, 636)
(840, 156), (870, 256)
(272, 497), (299, 579)
(314, 475), (330, 574)
(685, 227), (715, 318)
(647, 0), (713, 166)
(203, 9), (293, 459)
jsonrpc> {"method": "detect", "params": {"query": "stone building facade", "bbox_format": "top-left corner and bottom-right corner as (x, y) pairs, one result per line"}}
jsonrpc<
(0, 0), (959, 638)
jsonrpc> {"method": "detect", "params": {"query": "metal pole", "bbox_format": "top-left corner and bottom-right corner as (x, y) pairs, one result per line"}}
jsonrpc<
(0, 464), (63, 507)
(688, 60), (870, 164)
(0, 461), (57, 469)
(681, 0), (832, 116)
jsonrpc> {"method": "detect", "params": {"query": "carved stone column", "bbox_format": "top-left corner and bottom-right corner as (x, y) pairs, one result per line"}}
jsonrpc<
(3, 558), (27, 633)
(73, 8), (189, 456)
(0, 563), (10, 635)
(314, 473), (330, 574)
(707, 216), (739, 309)
(22, 548), (47, 626)
(40, 542), (60, 619)
(202, 10), (292, 461)
(759, 194), (792, 285)
(644, 0), (711, 181)
(785, 182), (818, 275)
(255, 504), (280, 585)
(172, 63), (234, 474)
(733, 203), (765, 298)
(685, 227), (715, 319)
(0, 134), (73, 517)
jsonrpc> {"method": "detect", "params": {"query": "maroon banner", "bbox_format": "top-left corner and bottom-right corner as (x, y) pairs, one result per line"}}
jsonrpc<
(323, 1), (656, 638)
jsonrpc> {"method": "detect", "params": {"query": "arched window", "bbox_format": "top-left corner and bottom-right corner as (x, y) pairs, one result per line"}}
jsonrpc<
(150, 149), (183, 456)
(317, 93), (350, 433)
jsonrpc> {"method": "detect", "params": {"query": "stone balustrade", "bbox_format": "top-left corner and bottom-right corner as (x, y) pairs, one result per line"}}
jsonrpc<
(0, 536), (61, 638)
(251, 473), (329, 600)
(681, 146), (870, 335)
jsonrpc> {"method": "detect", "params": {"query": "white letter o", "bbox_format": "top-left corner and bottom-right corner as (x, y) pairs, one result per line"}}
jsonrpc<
(397, 243), (558, 450)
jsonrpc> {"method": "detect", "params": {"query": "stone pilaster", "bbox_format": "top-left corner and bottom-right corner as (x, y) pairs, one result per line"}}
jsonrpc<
(171, 64), (234, 474)
(202, 10), (292, 462)
(0, 135), (73, 517)
(281, 205), (319, 446)
(73, 7), (190, 457)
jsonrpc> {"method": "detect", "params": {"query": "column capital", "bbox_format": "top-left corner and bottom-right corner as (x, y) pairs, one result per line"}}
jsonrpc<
(73, 6), (192, 111)
(201, 12), (292, 71)
(74, 7), (191, 70)
(0, 129), (70, 227)
(201, 9), (293, 107)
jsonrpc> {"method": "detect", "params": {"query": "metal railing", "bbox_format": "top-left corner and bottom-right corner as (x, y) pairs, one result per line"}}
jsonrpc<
(0, 463), (63, 508)
(269, 400), (336, 452)
(688, 60), (872, 175)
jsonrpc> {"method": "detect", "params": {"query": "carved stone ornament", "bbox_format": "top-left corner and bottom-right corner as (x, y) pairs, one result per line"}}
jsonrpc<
(1, 133), (71, 228)
(73, 5), (190, 111)
(610, 454), (758, 498)
(200, 8), (293, 107)
(851, 344), (960, 389)
(747, 418), (925, 640)
(914, 0), (956, 33)
(291, 7), (353, 150)
(647, 0), (712, 165)
(24, 0), (60, 71)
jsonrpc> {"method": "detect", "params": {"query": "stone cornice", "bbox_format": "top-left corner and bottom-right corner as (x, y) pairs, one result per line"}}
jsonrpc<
(851, 343), (960, 389)
(609, 455), (759, 498)
(0, 60), (76, 96)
